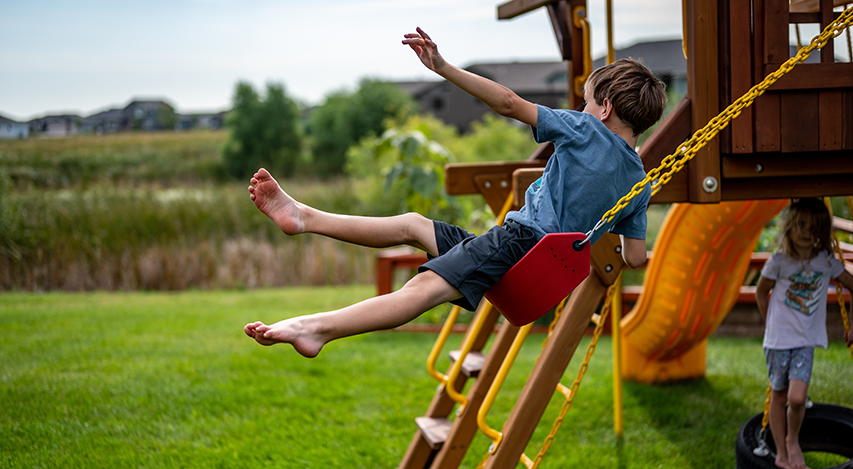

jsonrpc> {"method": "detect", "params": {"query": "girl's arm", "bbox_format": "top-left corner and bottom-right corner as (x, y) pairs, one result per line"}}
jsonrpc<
(403, 28), (539, 127)
(755, 275), (776, 322)
(834, 269), (853, 347)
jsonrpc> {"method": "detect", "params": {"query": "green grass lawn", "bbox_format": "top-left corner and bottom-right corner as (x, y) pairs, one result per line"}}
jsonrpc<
(2, 287), (852, 468)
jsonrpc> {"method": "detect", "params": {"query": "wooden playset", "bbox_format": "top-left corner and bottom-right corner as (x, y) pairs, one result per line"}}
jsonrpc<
(394, 1), (853, 467)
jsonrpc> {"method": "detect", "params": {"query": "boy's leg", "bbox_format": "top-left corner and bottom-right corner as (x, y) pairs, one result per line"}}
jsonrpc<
(785, 380), (809, 469)
(249, 168), (439, 255)
(244, 270), (461, 357)
(769, 388), (791, 469)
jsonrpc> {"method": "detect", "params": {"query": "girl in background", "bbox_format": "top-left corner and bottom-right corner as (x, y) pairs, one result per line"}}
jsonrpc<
(756, 197), (853, 469)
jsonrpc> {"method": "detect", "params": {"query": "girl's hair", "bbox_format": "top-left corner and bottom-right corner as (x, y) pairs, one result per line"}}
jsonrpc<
(779, 197), (833, 258)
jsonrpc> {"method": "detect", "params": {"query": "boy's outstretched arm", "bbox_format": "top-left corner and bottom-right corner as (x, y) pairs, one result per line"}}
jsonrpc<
(403, 27), (538, 127)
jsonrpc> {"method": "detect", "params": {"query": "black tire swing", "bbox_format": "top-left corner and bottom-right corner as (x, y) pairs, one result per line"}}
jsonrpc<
(735, 403), (853, 469)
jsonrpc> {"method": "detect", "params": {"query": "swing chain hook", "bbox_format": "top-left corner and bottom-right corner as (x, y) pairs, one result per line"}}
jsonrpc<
(753, 428), (774, 458)
(578, 218), (607, 248)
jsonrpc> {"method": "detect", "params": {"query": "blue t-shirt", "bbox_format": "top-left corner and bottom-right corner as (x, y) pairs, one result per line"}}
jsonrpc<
(505, 105), (651, 244)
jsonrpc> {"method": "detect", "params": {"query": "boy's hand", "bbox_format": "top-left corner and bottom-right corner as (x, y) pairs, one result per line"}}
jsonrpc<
(847, 328), (853, 347)
(403, 27), (446, 75)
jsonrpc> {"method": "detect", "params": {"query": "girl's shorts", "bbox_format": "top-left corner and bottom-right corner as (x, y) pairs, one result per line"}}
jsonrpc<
(764, 346), (814, 391)
(418, 220), (540, 311)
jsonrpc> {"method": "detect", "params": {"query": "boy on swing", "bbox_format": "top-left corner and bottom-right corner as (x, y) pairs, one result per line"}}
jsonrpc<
(244, 28), (667, 357)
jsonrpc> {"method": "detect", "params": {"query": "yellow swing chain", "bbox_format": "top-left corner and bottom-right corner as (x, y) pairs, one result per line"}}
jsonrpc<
(525, 279), (620, 468)
(582, 5), (853, 244)
(826, 198), (852, 359)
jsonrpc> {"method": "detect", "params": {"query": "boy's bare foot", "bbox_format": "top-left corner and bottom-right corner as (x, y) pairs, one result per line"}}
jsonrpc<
(243, 319), (325, 358)
(248, 168), (305, 236)
(774, 457), (791, 469)
(785, 440), (809, 469)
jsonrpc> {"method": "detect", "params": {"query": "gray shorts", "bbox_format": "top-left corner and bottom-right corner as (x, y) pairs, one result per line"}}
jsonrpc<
(764, 347), (814, 391)
(418, 220), (540, 311)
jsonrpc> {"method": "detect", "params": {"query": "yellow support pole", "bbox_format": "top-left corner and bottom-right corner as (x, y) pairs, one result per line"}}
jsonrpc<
(426, 194), (515, 402)
(606, 0), (615, 65)
(611, 272), (624, 439)
(572, 5), (592, 97)
(426, 305), (463, 383)
(477, 323), (534, 450)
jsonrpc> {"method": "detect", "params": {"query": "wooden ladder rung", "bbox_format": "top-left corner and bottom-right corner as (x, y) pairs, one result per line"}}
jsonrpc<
(448, 350), (486, 378)
(414, 417), (453, 449)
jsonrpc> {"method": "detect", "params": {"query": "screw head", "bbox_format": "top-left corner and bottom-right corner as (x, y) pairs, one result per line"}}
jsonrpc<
(702, 176), (719, 193)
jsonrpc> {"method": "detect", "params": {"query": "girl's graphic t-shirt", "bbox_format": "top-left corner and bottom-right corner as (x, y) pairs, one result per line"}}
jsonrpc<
(761, 250), (845, 349)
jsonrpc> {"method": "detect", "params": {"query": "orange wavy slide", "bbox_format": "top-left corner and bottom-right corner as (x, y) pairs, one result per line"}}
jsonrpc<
(620, 199), (788, 383)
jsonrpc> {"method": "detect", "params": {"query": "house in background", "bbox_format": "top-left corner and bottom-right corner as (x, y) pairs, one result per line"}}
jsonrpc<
(122, 100), (178, 131)
(175, 111), (227, 131)
(22, 99), (227, 137)
(591, 39), (688, 97)
(399, 61), (568, 133)
(397, 39), (687, 133)
(0, 114), (29, 139)
(28, 114), (83, 137)
(82, 108), (123, 134)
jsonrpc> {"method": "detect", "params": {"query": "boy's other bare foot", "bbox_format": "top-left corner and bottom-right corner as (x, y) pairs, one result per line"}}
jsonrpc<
(785, 440), (808, 469)
(248, 168), (304, 236)
(243, 319), (325, 358)
(774, 457), (791, 469)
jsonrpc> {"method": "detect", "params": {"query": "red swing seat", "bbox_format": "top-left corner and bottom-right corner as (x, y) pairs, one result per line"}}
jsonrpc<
(484, 232), (591, 327)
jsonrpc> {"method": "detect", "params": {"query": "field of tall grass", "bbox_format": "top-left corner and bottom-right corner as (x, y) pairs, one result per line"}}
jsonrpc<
(0, 132), (380, 291)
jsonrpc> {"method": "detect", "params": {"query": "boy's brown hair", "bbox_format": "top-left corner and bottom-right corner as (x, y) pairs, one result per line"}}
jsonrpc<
(585, 58), (668, 136)
(780, 197), (833, 258)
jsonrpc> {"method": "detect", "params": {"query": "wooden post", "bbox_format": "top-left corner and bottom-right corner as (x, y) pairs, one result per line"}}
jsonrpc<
(685, 0), (721, 203)
(426, 321), (521, 468)
(728, 0), (754, 154)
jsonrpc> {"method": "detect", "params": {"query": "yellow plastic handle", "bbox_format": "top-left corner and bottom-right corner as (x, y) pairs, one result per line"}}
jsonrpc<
(477, 323), (533, 445)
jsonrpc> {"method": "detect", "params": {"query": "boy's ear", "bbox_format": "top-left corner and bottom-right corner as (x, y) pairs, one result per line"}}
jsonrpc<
(599, 98), (614, 121)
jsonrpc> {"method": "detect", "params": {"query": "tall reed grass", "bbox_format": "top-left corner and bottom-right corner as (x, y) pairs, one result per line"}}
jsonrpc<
(0, 181), (377, 291)
(0, 132), (402, 291)
(0, 131), (228, 188)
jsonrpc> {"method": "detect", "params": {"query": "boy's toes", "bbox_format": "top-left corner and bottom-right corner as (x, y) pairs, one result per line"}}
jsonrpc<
(244, 322), (263, 337)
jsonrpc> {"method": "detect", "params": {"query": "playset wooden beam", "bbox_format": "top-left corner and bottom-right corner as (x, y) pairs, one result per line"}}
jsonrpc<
(497, 0), (554, 20)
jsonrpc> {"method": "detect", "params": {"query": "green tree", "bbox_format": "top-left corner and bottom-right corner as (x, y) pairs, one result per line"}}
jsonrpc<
(308, 78), (418, 176)
(445, 114), (538, 163)
(156, 104), (178, 130)
(222, 81), (302, 179)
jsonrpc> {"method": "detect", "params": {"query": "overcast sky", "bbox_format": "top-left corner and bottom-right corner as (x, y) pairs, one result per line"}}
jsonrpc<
(2, 0), (687, 121)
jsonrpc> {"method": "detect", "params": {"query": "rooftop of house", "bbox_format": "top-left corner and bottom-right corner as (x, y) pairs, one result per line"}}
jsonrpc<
(466, 61), (569, 93)
(592, 39), (686, 77)
(397, 39), (688, 98)
(0, 114), (22, 124)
